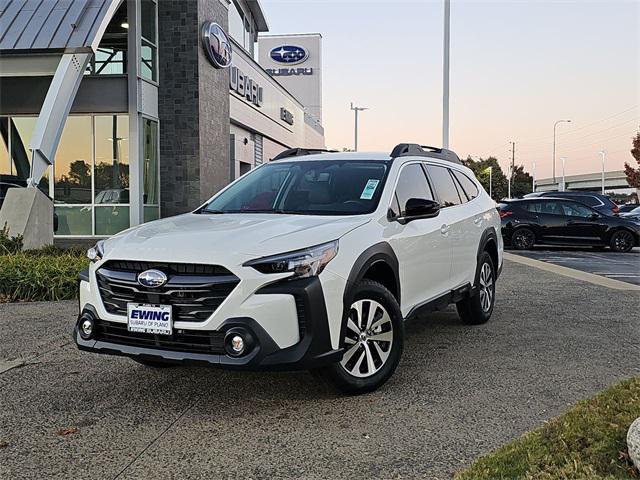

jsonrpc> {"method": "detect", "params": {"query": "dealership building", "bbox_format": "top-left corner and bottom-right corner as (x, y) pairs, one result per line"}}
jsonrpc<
(0, 0), (324, 240)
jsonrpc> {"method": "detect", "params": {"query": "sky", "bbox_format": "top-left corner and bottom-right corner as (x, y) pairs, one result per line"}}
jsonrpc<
(260, 0), (640, 179)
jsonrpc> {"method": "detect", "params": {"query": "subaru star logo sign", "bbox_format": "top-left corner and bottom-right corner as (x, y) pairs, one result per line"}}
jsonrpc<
(137, 269), (168, 288)
(201, 22), (232, 69)
(270, 45), (309, 65)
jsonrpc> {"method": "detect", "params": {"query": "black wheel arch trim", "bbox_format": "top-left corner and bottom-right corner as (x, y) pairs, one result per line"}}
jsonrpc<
(477, 227), (501, 280)
(339, 242), (400, 346)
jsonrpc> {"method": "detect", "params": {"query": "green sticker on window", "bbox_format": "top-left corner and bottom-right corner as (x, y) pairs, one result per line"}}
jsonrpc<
(360, 179), (380, 200)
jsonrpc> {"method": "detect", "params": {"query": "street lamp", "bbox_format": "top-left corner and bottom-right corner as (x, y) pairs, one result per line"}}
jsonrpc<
(532, 161), (536, 193)
(560, 157), (567, 191)
(442, 0), (451, 149)
(350, 102), (368, 152)
(599, 150), (606, 195)
(553, 119), (571, 184)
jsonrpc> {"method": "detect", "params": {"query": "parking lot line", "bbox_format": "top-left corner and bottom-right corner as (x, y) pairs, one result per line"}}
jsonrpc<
(504, 253), (640, 291)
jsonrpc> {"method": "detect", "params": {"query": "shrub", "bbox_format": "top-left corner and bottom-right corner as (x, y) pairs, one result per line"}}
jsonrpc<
(0, 223), (23, 254)
(0, 251), (89, 302)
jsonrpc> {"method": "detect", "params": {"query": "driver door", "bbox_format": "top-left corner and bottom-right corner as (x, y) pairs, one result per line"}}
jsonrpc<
(386, 163), (453, 315)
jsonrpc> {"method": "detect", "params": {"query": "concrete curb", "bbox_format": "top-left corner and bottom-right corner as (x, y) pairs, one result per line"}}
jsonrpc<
(504, 252), (640, 292)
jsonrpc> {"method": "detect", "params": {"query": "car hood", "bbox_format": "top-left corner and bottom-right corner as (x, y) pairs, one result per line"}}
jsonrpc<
(102, 213), (370, 265)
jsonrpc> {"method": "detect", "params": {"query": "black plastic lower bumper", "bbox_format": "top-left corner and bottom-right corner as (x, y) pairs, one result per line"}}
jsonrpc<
(74, 277), (343, 371)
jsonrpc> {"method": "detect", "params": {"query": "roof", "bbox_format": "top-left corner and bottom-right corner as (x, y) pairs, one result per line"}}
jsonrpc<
(246, 0), (268, 32)
(0, 0), (123, 54)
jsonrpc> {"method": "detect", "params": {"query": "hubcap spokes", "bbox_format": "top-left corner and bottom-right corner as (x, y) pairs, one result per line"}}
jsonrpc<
(340, 299), (393, 378)
(479, 262), (494, 312)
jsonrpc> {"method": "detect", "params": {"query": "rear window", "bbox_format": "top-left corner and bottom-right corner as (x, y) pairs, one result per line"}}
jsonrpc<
(451, 170), (479, 201)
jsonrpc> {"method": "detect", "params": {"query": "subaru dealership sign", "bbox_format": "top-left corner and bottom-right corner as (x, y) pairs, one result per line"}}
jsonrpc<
(270, 45), (309, 65)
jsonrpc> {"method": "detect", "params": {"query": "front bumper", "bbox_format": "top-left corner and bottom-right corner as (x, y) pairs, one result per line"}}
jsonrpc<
(74, 277), (343, 371)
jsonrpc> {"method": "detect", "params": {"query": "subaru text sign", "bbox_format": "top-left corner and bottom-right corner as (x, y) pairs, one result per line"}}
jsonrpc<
(201, 22), (233, 69)
(270, 45), (309, 65)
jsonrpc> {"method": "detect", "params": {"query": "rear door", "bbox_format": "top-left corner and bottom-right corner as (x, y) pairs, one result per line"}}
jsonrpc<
(536, 200), (569, 242)
(424, 164), (479, 289)
(387, 163), (453, 312)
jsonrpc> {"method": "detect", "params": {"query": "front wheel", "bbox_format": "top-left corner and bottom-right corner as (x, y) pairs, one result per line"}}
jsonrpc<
(610, 230), (635, 253)
(312, 280), (404, 395)
(456, 251), (496, 325)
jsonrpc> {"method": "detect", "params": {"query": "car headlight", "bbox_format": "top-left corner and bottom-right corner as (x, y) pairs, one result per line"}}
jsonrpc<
(87, 240), (105, 262)
(244, 241), (339, 279)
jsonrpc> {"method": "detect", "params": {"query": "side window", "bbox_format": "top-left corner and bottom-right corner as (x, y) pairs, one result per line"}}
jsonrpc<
(522, 201), (543, 214)
(561, 202), (594, 217)
(540, 200), (565, 216)
(451, 170), (479, 201)
(573, 195), (600, 207)
(425, 165), (462, 207)
(389, 193), (401, 218)
(393, 164), (433, 216)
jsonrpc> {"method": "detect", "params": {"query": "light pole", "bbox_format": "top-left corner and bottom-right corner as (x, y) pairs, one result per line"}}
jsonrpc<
(553, 119), (571, 184)
(442, 0), (451, 149)
(599, 150), (606, 195)
(350, 102), (368, 152)
(532, 161), (536, 193)
(560, 157), (567, 191)
(487, 166), (493, 199)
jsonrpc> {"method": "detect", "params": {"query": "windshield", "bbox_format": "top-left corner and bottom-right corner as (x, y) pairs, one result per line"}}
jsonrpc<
(201, 160), (390, 216)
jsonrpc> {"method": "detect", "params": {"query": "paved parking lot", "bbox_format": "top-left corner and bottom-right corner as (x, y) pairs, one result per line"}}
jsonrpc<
(509, 246), (640, 285)
(1, 260), (639, 479)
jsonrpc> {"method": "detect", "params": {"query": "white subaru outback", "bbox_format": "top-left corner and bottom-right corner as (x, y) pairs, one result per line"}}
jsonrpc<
(75, 144), (503, 394)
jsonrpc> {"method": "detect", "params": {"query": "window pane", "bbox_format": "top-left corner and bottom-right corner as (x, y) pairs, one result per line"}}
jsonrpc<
(141, 0), (156, 42)
(95, 115), (129, 204)
(11, 117), (36, 180)
(141, 41), (156, 81)
(425, 165), (462, 207)
(540, 201), (565, 215)
(394, 164), (433, 215)
(229, 1), (245, 45)
(54, 117), (92, 204)
(0, 117), (9, 174)
(143, 119), (159, 205)
(95, 205), (130, 235)
(144, 205), (160, 223)
(561, 202), (593, 217)
(452, 170), (479, 200)
(54, 206), (92, 235)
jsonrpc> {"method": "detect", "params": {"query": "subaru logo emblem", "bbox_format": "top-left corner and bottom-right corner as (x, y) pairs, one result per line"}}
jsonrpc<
(201, 22), (233, 69)
(137, 269), (168, 288)
(270, 45), (308, 65)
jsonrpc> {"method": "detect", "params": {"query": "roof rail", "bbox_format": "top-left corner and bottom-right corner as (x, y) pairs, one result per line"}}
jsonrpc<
(272, 147), (338, 161)
(390, 143), (461, 164)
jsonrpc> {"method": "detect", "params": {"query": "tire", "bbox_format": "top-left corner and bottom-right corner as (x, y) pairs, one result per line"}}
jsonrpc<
(609, 230), (635, 253)
(312, 280), (404, 395)
(511, 227), (535, 250)
(456, 251), (496, 325)
(132, 358), (179, 368)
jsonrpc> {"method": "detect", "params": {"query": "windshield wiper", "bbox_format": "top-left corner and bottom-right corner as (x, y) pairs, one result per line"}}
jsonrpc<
(200, 209), (225, 214)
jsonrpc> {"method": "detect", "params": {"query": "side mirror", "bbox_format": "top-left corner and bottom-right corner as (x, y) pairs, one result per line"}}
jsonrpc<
(397, 198), (441, 224)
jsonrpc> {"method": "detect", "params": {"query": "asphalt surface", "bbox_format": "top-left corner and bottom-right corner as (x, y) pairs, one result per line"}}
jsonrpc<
(509, 246), (640, 285)
(1, 260), (639, 479)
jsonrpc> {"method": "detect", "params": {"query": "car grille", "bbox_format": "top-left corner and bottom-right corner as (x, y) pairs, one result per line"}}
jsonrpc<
(94, 319), (226, 354)
(96, 261), (240, 323)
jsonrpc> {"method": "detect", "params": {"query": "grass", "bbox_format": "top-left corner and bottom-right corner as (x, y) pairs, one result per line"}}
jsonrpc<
(0, 249), (89, 302)
(455, 377), (640, 480)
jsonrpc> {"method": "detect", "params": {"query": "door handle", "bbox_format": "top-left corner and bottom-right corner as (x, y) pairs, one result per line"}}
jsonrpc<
(440, 224), (451, 235)
(474, 217), (483, 226)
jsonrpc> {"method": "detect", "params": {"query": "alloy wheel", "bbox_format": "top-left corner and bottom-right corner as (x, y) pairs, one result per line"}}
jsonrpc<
(513, 229), (535, 249)
(479, 262), (494, 313)
(340, 299), (394, 378)
(613, 231), (634, 252)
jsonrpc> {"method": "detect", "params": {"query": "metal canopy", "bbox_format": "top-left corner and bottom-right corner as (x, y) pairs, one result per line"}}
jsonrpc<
(0, 0), (121, 54)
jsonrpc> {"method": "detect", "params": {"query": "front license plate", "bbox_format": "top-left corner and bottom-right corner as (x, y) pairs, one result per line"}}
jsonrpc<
(127, 304), (172, 335)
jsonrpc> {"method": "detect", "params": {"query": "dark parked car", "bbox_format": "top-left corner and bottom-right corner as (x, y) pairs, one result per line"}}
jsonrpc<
(618, 203), (640, 213)
(499, 198), (640, 253)
(620, 206), (640, 221)
(524, 191), (619, 215)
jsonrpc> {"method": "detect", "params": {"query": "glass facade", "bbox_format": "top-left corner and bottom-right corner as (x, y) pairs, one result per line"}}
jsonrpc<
(86, 2), (128, 76)
(140, 0), (158, 81)
(229, 0), (256, 56)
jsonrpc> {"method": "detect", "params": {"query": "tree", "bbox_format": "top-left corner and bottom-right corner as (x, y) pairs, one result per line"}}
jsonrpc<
(624, 128), (640, 189)
(463, 156), (508, 200)
(511, 165), (533, 198)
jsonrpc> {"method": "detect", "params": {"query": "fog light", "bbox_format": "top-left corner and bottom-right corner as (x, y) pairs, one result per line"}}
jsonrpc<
(78, 314), (95, 340)
(231, 335), (244, 353)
